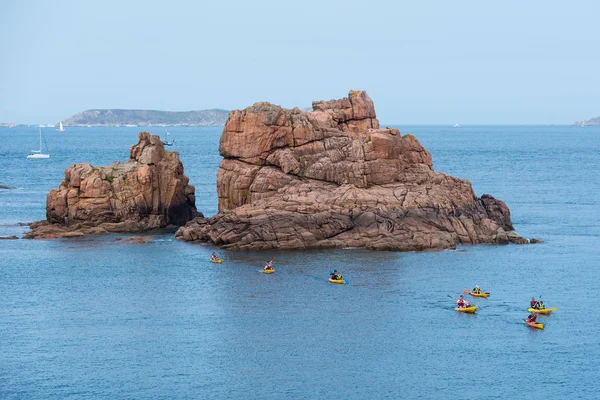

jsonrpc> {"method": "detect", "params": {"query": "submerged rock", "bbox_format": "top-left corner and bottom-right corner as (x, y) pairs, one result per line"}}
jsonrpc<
(0, 235), (18, 240)
(120, 236), (153, 244)
(176, 90), (526, 251)
(26, 132), (198, 239)
(0, 185), (16, 189)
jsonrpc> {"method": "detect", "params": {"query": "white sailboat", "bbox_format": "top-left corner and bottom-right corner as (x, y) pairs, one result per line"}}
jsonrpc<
(453, 124), (460, 128)
(56, 122), (65, 132)
(27, 127), (50, 159)
(162, 131), (176, 146)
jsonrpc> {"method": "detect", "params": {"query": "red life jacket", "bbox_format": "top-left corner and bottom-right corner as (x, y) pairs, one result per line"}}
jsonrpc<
(529, 315), (536, 322)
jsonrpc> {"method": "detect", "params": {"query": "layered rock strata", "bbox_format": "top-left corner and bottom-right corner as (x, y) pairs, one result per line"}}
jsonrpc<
(176, 90), (526, 251)
(26, 132), (198, 239)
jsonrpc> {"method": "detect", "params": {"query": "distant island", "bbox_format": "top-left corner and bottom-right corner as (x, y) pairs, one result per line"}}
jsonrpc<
(63, 109), (230, 127)
(572, 116), (600, 126)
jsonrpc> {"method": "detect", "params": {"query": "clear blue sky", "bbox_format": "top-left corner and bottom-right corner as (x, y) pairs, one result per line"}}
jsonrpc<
(1, 0), (599, 124)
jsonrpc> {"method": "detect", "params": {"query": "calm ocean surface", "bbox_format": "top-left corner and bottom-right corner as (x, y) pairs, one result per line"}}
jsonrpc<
(1, 125), (599, 399)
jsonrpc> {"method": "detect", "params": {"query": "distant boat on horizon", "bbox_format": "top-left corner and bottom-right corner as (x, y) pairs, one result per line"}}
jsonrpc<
(453, 124), (460, 128)
(162, 130), (176, 146)
(27, 127), (50, 159)
(56, 122), (65, 132)
(125, 124), (137, 127)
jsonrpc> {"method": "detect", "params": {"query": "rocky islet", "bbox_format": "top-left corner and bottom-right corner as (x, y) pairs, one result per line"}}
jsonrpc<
(175, 90), (527, 250)
(25, 132), (198, 239)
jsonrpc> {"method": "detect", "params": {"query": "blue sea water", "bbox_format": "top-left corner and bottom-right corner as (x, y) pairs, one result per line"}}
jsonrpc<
(0, 125), (599, 399)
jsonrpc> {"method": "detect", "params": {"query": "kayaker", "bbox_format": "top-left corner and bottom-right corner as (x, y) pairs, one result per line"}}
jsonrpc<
(456, 295), (466, 308)
(530, 297), (537, 308)
(330, 270), (343, 280)
(526, 313), (537, 324)
(472, 285), (481, 294)
(264, 260), (273, 271)
(536, 300), (545, 310)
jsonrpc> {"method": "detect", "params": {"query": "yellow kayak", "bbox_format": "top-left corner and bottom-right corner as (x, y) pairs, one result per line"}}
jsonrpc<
(469, 291), (490, 298)
(210, 259), (222, 264)
(528, 308), (553, 314)
(328, 278), (345, 284)
(455, 306), (477, 313)
(526, 319), (544, 329)
(262, 269), (275, 274)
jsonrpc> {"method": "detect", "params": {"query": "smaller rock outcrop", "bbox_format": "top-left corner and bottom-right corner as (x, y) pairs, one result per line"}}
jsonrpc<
(25, 132), (198, 239)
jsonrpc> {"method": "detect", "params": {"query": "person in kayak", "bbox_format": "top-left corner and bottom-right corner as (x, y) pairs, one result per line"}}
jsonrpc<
(526, 313), (537, 324)
(536, 300), (545, 310)
(472, 285), (481, 294)
(264, 260), (273, 271)
(211, 252), (219, 261)
(530, 297), (537, 308)
(330, 270), (342, 280)
(456, 295), (466, 308)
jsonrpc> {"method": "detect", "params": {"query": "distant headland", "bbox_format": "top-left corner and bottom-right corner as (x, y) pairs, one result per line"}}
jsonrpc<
(572, 116), (600, 126)
(62, 109), (229, 127)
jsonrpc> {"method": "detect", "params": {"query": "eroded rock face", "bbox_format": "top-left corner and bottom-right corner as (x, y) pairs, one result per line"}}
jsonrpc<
(26, 132), (198, 239)
(176, 90), (526, 251)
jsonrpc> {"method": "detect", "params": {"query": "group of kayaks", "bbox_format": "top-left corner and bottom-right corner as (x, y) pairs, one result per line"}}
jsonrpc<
(454, 288), (556, 330)
(211, 257), (346, 283)
(525, 300), (557, 329)
(211, 257), (555, 327)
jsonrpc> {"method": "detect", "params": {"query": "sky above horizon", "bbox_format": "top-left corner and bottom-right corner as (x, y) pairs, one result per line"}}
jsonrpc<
(1, 0), (599, 124)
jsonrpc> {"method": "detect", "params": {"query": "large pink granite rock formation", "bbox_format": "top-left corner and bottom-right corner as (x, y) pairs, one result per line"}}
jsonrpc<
(175, 90), (526, 250)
